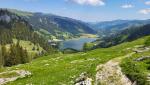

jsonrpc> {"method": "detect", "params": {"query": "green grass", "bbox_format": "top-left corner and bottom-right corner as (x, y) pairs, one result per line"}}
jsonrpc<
(0, 36), (149, 85)
(120, 36), (150, 85)
(13, 39), (44, 58)
(0, 71), (19, 78)
(120, 50), (150, 85)
(13, 39), (43, 53)
(0, 39), (44, 60)
(39, 29), (51, 35)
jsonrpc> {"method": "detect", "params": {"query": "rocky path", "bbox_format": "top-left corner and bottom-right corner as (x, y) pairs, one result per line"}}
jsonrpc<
(95, 53), (135, 85)
(0, 70), (31, 85)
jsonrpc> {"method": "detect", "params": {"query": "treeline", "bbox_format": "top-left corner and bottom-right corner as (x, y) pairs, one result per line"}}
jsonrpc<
(0, 41), (29, 67)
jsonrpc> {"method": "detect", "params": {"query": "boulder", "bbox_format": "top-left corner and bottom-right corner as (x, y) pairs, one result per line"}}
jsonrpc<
(75, 72), (92, 85)
(135, 56), (150, 61)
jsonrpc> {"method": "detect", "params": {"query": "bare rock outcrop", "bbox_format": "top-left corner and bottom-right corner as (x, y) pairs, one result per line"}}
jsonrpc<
(0, 70), (31, 85)
(95, 53), (135, 85)
(75, 72), (92, 85)
(95, 60), (132, 85)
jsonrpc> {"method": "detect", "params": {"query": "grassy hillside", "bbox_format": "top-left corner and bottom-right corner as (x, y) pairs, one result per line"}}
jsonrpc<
(0, 36), (148, 85)
(13, 39), (44, 57)
(120, 45), (150, 84)
(1, 39), (44, 60)
(120, 36), (150, 85)
(96, 24), (150, 48)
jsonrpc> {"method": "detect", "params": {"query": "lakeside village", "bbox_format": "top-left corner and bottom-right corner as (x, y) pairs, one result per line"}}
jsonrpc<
(48, 39), (63, 48)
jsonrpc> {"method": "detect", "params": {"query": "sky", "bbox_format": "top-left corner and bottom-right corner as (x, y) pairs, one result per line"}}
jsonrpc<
(0, 0), (150, 22)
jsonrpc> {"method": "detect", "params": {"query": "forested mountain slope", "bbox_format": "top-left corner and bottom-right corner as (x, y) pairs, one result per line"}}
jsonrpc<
(9, 9), (96, 39)
(0, 9), (53, 50)
(0, 9), (55, 67)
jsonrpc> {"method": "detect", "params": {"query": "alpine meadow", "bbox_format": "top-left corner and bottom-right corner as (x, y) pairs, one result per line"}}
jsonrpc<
(0, 0), (150, 85)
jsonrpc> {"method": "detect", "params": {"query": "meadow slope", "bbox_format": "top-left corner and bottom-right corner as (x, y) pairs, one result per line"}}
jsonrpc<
(1, 36), (149, 85)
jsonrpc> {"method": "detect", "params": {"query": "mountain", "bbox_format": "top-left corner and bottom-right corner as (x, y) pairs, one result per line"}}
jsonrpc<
(89, 20), (150, 37)
(0, 9), (53, 52)
(96, 24), (150, 48)
(0, 9), (32, 44)
(9, 9), (96, 39)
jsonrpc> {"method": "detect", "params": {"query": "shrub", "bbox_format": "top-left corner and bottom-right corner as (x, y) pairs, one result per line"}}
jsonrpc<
(145, 37), (150, 46)
(120, 58), (148, 85)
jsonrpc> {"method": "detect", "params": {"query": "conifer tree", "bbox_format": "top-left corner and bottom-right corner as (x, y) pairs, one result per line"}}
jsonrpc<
(145, 37), (150, 46)
(1, 45), (7, 67)
(0, 46), (3, 67)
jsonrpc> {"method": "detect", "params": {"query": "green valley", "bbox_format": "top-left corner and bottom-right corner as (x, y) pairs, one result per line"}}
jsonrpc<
(0, 6), (150, 85)
(1, 35), (149, 85)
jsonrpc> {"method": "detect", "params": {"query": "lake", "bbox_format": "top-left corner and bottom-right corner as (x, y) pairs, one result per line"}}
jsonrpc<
(59, 38), (97, 51)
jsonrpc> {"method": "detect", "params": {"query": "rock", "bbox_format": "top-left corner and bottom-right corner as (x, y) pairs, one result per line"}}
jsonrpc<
(0, 79), (5, 83)
(132, 81), (137, 85)
(0, 70), (31, 85)
(95, 60), (132, 85)
(133, 49), (143, 53)
(135, 56), (150, 61)
(75, 72), (92, 85)
(133, 46), (150, 53)
(16, 70), (31, 78)
(0, 15), (11, 23)
(75, 72), (87, 83)
(75, 77), (92, 85)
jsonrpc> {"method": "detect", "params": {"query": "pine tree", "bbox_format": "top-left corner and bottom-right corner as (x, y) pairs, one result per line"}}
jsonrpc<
(145, 37), (150, 46)
(83, 43), (88, 52)
(1, 45), (7, 67)
(20, 47), (29, 64)
(0, 46), (3, 68)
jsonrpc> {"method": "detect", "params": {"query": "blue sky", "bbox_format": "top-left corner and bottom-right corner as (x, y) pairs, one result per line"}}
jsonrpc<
(0, 0), (150, 22)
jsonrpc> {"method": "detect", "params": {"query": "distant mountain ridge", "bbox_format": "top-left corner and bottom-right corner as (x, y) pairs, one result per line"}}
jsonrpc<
(8, 9), (96, 39)
(89, 19), (150, 37)
(96, 24), (150, 48)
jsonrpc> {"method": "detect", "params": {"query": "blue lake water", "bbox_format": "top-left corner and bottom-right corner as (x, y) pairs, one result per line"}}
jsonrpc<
(59, 38), (97, 51)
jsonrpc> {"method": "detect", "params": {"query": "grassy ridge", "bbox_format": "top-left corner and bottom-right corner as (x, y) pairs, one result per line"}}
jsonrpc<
(2, 36), (148, 85)
(120, 49), (150, 85)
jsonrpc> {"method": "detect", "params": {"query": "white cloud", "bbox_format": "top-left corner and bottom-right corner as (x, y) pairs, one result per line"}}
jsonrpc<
(66, 0), (105, 6)
(139, 8), (150, 14)
(121, 4), (134, 8)
(145, 1), (150, 5)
